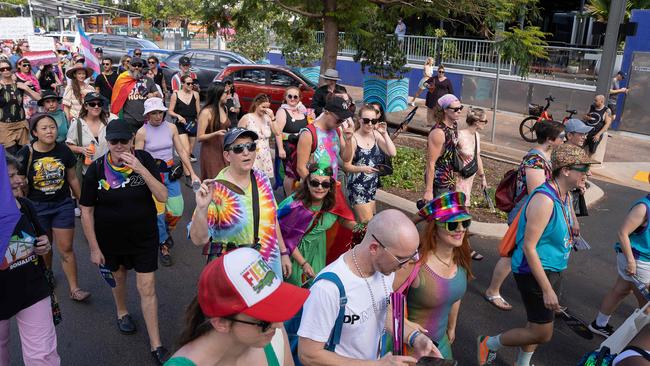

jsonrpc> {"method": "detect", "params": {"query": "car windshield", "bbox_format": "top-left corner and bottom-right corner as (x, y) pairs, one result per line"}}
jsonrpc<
(138, 39), (159, 49)
(292, 69), (318, 89)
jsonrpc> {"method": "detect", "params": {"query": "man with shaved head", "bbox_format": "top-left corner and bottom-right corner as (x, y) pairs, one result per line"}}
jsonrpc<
(584, 94), (612, 156)
(298, 209), (441, 365)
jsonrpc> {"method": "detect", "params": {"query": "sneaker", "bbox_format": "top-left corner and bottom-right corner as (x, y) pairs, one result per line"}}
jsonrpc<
(189, 154), (197, 163)
(588, 321), (614, 337)
(151, 346), (170, 365)
(117, 314), (137, 334)
(74, 207), (81, 217)
(477, 335), (498, 365)
(409, 102), (416, 107)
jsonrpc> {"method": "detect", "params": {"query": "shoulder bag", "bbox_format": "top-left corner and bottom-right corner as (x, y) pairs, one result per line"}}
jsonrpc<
(458, 133), (479, 178)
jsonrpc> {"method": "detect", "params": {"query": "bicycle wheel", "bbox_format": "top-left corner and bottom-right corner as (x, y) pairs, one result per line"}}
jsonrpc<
(519, 117), (538, 143)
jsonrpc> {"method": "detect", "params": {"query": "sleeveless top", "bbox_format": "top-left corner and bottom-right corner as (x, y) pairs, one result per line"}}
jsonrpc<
(282, 108), (308, 135)
(587, 104), (609, 132)
(407, 264), (467, 359)
(511, 182), (573, 274)
(164, 341), (281, 366)
(615, 194), (650, 261)
(306, 124), (341, 176)
(173, 92), (197, 120)
(144, 122), (173, 162)
(430, 121), (458, 192)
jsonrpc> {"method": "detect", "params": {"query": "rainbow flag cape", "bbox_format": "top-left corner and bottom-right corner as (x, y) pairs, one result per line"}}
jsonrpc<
(110, 71), (136, 115)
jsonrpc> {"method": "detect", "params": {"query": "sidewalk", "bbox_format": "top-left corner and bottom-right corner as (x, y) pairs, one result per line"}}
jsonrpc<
(345, 85), (650, 191)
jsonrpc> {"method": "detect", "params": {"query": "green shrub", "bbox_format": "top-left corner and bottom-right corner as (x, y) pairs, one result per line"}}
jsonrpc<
(380, 147), (426, 190)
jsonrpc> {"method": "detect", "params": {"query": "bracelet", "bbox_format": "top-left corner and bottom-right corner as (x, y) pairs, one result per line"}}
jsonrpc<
(280, 250), (289, 256)
(407, 330), (421, 348)
(300, 261), (308, 267)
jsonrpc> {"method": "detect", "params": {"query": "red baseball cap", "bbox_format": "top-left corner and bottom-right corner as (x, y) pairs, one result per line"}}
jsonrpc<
(198, 248), (309, 323)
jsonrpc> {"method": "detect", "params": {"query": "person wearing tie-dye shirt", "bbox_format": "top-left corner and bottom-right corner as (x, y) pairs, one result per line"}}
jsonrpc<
(394, 191), (473, 360)
(189, 127), (292, 278)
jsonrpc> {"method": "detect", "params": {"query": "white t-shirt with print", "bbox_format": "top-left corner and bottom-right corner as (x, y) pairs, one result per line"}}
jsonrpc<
(297, 255), (395, 360)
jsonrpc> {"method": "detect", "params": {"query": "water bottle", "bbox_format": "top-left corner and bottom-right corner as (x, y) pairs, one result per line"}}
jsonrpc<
(85, 141), (95, 165)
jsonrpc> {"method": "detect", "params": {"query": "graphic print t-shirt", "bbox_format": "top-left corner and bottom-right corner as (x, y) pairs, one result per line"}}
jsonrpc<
(0, 198), (50, 320)
(17, 143), (76, 202)
(298, 256), (395, 360)
(123, 77), (157, 123)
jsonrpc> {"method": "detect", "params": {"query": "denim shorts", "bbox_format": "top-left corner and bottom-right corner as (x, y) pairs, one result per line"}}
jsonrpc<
(33, 197), (75, 230)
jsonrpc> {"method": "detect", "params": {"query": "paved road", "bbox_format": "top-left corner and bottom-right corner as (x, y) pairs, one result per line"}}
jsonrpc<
(8, 176), (646, 365)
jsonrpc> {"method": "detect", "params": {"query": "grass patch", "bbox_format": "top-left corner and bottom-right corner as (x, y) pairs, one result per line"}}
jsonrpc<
(380, 146), (426, 190)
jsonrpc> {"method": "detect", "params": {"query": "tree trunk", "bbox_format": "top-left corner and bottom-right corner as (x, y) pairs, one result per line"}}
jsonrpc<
(320, 0), (338, 86)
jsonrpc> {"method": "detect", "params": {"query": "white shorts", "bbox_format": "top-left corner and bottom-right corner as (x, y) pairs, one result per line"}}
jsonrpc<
(616, 252), (650, 284)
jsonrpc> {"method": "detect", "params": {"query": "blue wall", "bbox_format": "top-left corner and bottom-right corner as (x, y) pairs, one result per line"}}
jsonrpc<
(615, 9), (650, 128)
(267, 52), (463, 100)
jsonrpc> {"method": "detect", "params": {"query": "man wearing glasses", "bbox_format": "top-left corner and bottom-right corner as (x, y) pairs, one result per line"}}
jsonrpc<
(298, 209), (442, 364)
(110, 57), (160, 129)
(171, 56), (197, 92)
(94, 57), (118, 108)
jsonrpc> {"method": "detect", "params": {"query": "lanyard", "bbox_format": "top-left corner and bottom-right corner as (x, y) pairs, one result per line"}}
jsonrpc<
(550, 180), (574, 244)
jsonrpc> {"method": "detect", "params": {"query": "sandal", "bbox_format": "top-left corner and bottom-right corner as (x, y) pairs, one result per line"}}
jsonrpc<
(471, 250), (484, 261)
(70, 288), (91, 302)
(484, 294), (512, 311)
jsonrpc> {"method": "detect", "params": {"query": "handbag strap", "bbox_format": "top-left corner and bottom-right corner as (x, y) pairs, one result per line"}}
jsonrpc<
(396, 262), (422, 294)
(75, 118), (83, 156)
(250, 171), (260, 245)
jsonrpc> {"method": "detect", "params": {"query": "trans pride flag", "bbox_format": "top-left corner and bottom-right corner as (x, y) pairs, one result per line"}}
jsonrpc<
(75, 20), (100, 74)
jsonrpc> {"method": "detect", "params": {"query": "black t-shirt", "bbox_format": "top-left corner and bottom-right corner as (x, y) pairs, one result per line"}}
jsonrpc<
(94, 72), (118, 102)
(0, 197), (50, 320)
(79, 150), (161, 255)
(17, 143), (77, 203)
(38, 71), (57, 92)
(425, 77), (455, 109)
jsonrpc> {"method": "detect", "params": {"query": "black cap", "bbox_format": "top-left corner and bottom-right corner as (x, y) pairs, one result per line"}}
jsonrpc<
(29, 113), (55, 132)
(95, 47), (103, 53)
(224, 127), (259, 149)
(37, 90), (62, 106)
(105, 119), (134, 140)
(324, 95), (354, 120)
(84, 92), (104, 104)
(130, 57), (144, 67)
(617, 70), (626, 79)
(179, 56), (191, 66)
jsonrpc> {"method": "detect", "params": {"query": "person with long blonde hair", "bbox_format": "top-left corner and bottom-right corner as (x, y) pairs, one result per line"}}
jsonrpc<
(394, 191), (473, 360)
(409, 57), (434, 106)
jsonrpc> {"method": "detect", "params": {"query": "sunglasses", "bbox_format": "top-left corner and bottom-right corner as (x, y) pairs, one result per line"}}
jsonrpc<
(569, 165), (590, 173)
(86, 102), (103, 108)
(108, 138), (130, 145)
(20, 64), (30, 67)
(134, 53), (142, 56)
(309, 179), (332, 189)
(131, 64), (143, 68)
(185, 82), (193, 86)
(438, 70), (445, 73)
(226, 317), (272, 333)
(361, 118), (379, 125)
(372, 234), (419, 267)
(227, 142), (257, 154)
(436, 219), (472, 232)
(447, 105), (464, 112)
(180, 63), (191, 67)
(287, 94), (299, 100)
(124, 60), (131, 64)
(102, 63), (112, 66)
(478, 119), (489, 123)
(148, 61), (156, 64)
(0, 67), (11, 72)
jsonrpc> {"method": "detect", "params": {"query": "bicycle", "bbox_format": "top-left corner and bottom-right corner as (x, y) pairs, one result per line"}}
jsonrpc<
(519, 95), (578, 142)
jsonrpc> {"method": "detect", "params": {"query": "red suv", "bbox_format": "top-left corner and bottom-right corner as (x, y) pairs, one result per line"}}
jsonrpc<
(213, 64), (317, 113)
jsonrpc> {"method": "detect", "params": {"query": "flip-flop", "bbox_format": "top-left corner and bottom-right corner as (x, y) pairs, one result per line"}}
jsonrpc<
(484, 294), (512, 311)
(471, 250), (484, 261)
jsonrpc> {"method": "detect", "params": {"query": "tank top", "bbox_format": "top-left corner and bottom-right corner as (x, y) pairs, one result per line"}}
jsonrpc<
(282, 108), (308, 135)
(615, 194), (650, 261)
(174, 92), (197, 120)
(586, 104), (609, 131)
(306, 124), (341, 176)
(430, 121), (458, 192)
(144, 122), (173, 162)
(351, 135), (383, 167)
(511, 182), (573, 274)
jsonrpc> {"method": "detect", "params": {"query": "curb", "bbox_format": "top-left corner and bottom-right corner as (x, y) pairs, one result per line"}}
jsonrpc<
(375, 181), (605, 240)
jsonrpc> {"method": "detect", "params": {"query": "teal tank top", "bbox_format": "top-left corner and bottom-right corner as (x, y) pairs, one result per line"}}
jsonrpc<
(615, 195), (650, 261)
(511, 182), (573, 274)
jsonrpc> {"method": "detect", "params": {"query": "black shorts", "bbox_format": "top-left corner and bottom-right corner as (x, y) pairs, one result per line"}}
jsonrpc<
(514, 271), (563, 324)
(103, 248), (158, 273)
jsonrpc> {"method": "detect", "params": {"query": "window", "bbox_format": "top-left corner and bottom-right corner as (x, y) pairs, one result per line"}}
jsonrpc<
(269, 70), (300, 87)
(90, 38), (106, 47)
(191, 52), (216, 68)
(219, 56), (236, 68)
(125, 40), (141, 50)
(233, 69), (266, 84)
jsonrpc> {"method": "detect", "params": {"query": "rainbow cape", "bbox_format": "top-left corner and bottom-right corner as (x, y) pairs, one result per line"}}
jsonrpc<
(277, 184), (355, 264)
(110, 71), (136, 115)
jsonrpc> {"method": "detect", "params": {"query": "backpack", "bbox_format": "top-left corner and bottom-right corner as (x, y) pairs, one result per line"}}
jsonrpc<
(285, 272), (347, 366)
(495, 168), (523, 213)
(305, 124), (342, 154)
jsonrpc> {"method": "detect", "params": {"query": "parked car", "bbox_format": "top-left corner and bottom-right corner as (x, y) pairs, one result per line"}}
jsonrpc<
(88, 34), (159, 63)
(159, 49), (253, 92)
(213, 64), (316, 113)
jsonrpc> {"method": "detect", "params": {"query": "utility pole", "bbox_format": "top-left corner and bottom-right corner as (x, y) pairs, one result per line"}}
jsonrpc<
(596, 0), (627, 99)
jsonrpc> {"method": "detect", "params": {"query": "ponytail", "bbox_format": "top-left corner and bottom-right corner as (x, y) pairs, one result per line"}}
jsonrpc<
(175, 296), (214, 349)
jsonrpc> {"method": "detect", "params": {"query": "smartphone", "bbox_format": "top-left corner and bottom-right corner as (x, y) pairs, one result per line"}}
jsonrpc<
(416, 199), (426, 210)
(99, 264), (116, 288)
(416, 357), (457, 366)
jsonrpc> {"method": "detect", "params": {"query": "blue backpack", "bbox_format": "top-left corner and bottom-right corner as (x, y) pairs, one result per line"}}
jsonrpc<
(285, 272), (347, 366)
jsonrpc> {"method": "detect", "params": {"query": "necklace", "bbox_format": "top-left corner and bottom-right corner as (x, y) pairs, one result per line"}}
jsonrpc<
(433, 251), (452, 267)
(351, 246), (389, 315)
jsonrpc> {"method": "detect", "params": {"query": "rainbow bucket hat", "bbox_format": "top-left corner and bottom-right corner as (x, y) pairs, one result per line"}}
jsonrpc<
(417, 191), (471, 223)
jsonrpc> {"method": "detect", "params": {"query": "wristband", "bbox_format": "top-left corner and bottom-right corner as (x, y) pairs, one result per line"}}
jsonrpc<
(280, 250), (289, 256)
(407, 330), (421, 348)
(300, 261), (308, 267)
